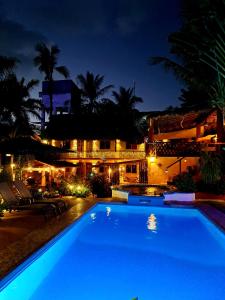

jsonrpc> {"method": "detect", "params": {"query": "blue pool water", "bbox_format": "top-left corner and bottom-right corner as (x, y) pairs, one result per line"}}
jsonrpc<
(0, 204), (225, 300)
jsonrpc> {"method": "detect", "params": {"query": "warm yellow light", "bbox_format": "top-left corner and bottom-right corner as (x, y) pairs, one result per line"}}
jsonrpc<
(10, 163), (15, 168)
(68, 184), (73, 190)
(77, 185), (81, 191)
(42, 139), (48, 144)
(108, 167), (112, 174)
(6, 153), (12, 157)
(148, 156), (156, 163)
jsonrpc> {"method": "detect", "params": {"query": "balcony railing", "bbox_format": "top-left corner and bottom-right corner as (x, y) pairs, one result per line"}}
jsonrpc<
(47, 150), (146, 161)
(147, 142), (210, 157)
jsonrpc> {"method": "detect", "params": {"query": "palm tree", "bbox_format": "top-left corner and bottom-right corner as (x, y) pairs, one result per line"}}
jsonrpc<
(34, 43), (70, 118)
(112, 86), (143, 141)
(76, 72), (113, 113)
(0, 74), (41, 138)
(150, 0), (225, 142)
(0, 55), (18, 80)
(112, 86), (143, 113)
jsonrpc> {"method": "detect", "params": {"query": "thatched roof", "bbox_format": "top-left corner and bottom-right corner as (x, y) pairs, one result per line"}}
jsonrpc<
(149, 109), (216, 134)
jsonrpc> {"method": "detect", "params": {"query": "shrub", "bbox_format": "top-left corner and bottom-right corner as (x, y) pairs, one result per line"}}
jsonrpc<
(196, 179), (225, 195)
(58, 177), (90, 197)
(0, 202), (5, 218)
(172, 172), (196, 192)
(89, 174), (111, 198)
(200, 152), (222, 184)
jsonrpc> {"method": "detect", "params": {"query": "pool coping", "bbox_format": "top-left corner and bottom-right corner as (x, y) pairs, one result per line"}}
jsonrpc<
(197, 204), (225, 233)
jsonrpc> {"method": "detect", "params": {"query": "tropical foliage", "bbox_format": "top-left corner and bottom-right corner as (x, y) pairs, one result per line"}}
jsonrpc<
(200, 152), (222, 184)
(34, 43), (70, 118)
(150, 0), (225, 141)
(0, 56), (41, 139)
(76, 71), (113, 113)
(172, 171), (196, 192)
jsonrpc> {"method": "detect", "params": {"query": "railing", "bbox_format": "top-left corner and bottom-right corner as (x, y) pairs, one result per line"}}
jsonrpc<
(147, 142), (210, 157)
(47, 150), (146, 160)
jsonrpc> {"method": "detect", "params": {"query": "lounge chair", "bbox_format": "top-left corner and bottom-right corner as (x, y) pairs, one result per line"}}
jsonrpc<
(0, 182), (57, 220)
(14, 180), (67, 214)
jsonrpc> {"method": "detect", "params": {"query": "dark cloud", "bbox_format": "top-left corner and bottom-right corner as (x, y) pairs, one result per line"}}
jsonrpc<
(0, 0), (182, 110)
(116, 0), (151, 35)
(1, 0), (155, 37)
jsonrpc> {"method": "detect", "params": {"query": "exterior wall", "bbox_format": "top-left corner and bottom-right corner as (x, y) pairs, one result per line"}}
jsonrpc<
(43, 138), (145, 184)
(42, 93), (71, 114)
(147, 156), (199, 185)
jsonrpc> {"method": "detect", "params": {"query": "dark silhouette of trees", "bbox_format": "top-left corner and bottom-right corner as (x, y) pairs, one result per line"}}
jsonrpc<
(0, 74), (41, 139)
(150, 0), (225, 141)
(76, 72), (113, 113)
(34, 43), (70, 119)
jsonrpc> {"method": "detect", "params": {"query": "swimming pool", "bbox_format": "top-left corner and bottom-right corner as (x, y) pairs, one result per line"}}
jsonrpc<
(0, 204), (225, 300)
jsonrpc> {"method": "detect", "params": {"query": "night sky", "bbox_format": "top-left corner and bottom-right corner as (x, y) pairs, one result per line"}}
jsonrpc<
(0, 0), (183, 111)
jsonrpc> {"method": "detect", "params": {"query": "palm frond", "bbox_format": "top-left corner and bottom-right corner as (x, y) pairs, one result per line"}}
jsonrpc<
(55, 66), (70, 78)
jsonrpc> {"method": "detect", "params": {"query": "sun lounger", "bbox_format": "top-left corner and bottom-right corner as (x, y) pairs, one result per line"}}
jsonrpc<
(0, 182), (57, 220)
(14, 180), (67, 214)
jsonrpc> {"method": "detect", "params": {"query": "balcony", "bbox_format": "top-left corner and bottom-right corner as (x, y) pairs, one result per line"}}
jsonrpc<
(147, 142), (211, 157)
(46, 150), (146, 161)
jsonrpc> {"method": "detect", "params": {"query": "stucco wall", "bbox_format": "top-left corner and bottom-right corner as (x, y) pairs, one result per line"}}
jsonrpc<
(148, 156), (199, 185)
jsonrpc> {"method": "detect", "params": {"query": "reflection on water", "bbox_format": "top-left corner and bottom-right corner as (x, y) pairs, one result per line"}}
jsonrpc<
(147, 214), (157, 233)
(106, 207), (111, 217)
(90, 213), (96, 221)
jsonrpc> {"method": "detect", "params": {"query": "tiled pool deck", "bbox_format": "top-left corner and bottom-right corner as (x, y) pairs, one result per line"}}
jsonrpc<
(0, 196), (224, 279)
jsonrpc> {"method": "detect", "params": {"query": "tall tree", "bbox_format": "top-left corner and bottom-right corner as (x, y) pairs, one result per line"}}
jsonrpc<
(0, 74), (41, 138)
(112, 86), (143, 113)
(34, 43), (70, 119)
(112, 86), (143, 141)
(0, 55), (18, 80)
(150, 0), (225, 141)
(76, 72), (113, 113)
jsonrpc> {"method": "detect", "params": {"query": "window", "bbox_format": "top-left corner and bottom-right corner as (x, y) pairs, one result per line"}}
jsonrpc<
(99, 166), (104, 173)
(126, 164), (137, 173)
(126, 143), (137, 150)
(62, 140), (70, 149)
(100, 140), (110, 149)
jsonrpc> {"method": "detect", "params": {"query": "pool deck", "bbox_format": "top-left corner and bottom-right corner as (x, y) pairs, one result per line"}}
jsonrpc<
(0, 196), (224, 279)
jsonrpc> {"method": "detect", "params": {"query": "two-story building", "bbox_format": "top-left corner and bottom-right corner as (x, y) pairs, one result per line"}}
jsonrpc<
(4, 109), (219, 188)
(145, 109), (218, 184)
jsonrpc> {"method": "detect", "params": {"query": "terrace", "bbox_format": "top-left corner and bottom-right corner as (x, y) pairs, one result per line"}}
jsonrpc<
(147, 141), (217, 157)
